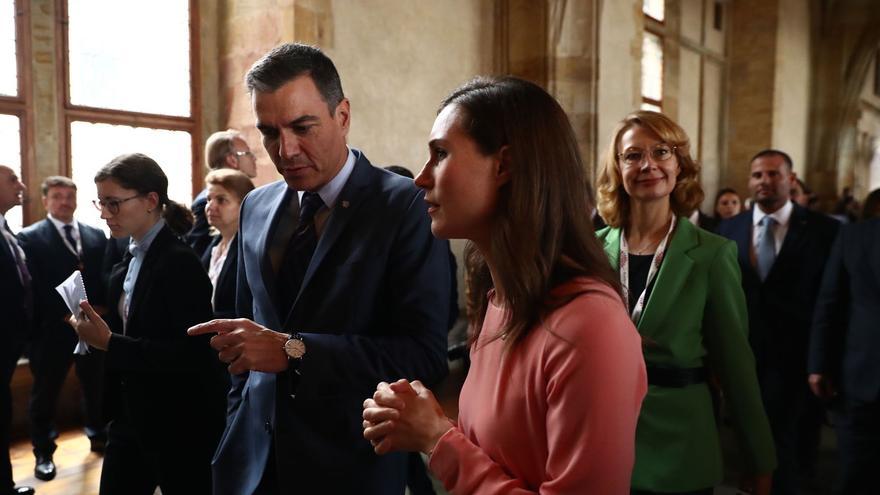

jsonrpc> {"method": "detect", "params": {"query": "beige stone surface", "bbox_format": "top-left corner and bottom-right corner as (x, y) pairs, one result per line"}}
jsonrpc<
(771, 0), (810, 177)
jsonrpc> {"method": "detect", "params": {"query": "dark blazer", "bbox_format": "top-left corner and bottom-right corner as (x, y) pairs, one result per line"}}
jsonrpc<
(0, 223), (30, 492)
(212, 150), (450, 494)
(18, 219), (107, 343)
(808, 218), (880, 402)
(200, 234), (238, 319)
(696, 211), (719, 233)
(0, 228), (29, 346)
(187, 188), (211, 257)
(103, 225), (226, 459)
(717, 204), (839, 385)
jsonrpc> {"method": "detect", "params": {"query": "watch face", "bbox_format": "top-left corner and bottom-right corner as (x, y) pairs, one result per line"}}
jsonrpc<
(284, 338), (306, 359)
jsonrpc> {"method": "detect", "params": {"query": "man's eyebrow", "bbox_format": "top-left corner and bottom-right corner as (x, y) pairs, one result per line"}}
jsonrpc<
(428, 138), (447, 148)
(288, 115), (320, 127)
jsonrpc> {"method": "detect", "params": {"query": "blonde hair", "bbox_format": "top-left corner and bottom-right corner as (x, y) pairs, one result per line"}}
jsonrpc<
(596, 110), (704, 228)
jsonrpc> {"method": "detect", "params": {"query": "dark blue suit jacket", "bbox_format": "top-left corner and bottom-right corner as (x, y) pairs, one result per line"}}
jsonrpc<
(718, 204), (839, 387)
(1, 227), (30, 346)
(808, 218), (880, 402)
(187, 188), (211, 258)
(200, 235), (238, 320)
(18, 219), (107, 344)
(212, 150), (450, 494)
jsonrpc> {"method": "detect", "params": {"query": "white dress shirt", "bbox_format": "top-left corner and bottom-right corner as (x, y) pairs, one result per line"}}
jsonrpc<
(751, 200), (793, 255)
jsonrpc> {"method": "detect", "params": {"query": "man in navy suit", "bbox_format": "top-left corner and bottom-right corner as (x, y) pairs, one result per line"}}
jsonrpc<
(189, 43), (450, 494)
(187, 129), (257, 257)
(718, 150), (838, 495)
(18, 176), (108, 482)
(0, 165), (34, 495)
(808, 205), (880, 495)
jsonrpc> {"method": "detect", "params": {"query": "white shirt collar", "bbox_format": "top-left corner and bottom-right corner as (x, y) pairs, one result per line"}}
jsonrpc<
(752, 200), (793, 228)
(298, 147), (356, 209)
(48, 214), (78, 232)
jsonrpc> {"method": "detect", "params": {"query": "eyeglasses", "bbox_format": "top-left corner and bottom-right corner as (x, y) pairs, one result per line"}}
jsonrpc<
(617, 144), (677, 166)
(92, 194), (143, 214)
(233, 150), (255, 160)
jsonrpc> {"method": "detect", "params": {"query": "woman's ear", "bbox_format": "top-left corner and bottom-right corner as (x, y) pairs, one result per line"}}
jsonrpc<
(495, 145), (512, 186)
(145, 192), (160, 212)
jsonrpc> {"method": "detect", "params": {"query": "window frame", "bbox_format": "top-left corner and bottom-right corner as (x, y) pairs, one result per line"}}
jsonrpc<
(0, 0), (35, 225)
(56, 0), (202, 199)
(642, 22), (665, 111)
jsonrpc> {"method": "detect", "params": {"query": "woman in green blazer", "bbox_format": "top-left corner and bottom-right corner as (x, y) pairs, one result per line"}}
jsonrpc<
(595, 110), (776, 494)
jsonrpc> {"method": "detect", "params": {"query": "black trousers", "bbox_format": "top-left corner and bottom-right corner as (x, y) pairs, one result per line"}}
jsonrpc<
(831, 397), (880, 495)
(100, 418), (212, 495)
(758, 368), (805, 495)
(0, 339), (25, 492)
(28, 332), (105, 455)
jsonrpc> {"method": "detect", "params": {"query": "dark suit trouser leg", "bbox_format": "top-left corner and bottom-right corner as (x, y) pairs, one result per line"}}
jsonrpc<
(73, 350), (106, 439)
(0, 344), (22, 493)
(831, 398), (880, 495)
(759, 369), (804, 495)
(27, 336), (74, 456)
(100, 419), (157, 495)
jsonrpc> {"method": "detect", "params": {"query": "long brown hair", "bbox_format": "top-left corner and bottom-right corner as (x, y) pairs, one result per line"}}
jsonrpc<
(596, 111), (704, 228)
(444, 77), (620, 349)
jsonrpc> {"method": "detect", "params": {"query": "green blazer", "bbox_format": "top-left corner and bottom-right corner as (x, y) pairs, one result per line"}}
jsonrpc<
(597, 217), (776, 491)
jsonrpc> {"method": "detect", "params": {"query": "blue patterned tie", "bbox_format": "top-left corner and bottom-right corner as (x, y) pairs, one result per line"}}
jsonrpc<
(276, 192), (325, 315)
(757, 216), (777, 281)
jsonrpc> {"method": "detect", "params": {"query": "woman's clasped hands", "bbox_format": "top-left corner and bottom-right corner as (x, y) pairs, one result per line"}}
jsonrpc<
(362, 379), (453, 456)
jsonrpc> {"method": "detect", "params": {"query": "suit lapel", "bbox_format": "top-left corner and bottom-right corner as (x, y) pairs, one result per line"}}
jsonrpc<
(771, 204), (807, 281)
(125, 227), (171, 327)
(637, 217), (696, 336)
(600, 227), (622, 271)
(217, 234), (238, 292)
(285, 152), (373, 326)
(259, 183), (294, 303)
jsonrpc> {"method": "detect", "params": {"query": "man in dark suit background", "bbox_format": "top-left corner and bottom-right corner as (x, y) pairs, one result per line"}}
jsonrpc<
(17, 176), (108, 482)
(0, 164), (34, 495)
(189, 43), (450, 494)
(808, 198), (880, 495)
(187, 129), (257, 257)
(718, 149), (839, 495)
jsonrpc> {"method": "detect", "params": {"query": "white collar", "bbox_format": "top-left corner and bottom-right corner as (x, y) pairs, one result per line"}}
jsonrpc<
(752, 200), (793, 228)
(299, 147), (356, 209)
(48, 214), (77, 232)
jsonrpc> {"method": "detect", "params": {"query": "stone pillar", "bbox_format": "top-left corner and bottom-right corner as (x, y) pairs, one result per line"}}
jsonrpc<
(547, 0), (601, 179)
(28, 0), (61, 221)
(724, 0), (779, 191)
(495, 0), (602, 178)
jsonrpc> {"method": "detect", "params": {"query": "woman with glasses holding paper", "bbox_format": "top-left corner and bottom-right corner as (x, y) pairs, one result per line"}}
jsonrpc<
(68, 153), (225, 494)
(595, 111), (775, 495)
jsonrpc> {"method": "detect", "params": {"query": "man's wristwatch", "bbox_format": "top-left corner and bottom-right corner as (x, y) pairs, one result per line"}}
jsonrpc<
(283, 333), (306, 361)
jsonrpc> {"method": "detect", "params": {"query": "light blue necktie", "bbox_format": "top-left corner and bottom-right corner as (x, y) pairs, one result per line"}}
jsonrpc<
(757, 216), (777, 281)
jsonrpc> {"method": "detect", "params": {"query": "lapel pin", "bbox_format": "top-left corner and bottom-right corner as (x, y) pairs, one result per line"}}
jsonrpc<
(341, 200), (349, 208)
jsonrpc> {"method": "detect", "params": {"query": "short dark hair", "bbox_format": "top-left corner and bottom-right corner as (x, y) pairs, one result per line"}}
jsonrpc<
(41, 176), (76, 196)
(245, 43), (344, 115)
(384, 165), (414, 179)
(750, 149), (793, 170)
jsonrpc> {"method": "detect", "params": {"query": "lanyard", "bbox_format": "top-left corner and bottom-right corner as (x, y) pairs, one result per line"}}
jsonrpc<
(619, 215), (677, 324)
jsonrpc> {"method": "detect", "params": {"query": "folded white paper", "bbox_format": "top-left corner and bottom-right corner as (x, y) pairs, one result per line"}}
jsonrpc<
(55, 270), (90, 355)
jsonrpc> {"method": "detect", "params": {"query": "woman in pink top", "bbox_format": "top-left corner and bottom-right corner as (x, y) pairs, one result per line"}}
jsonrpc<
(362, 76), (648, 494)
